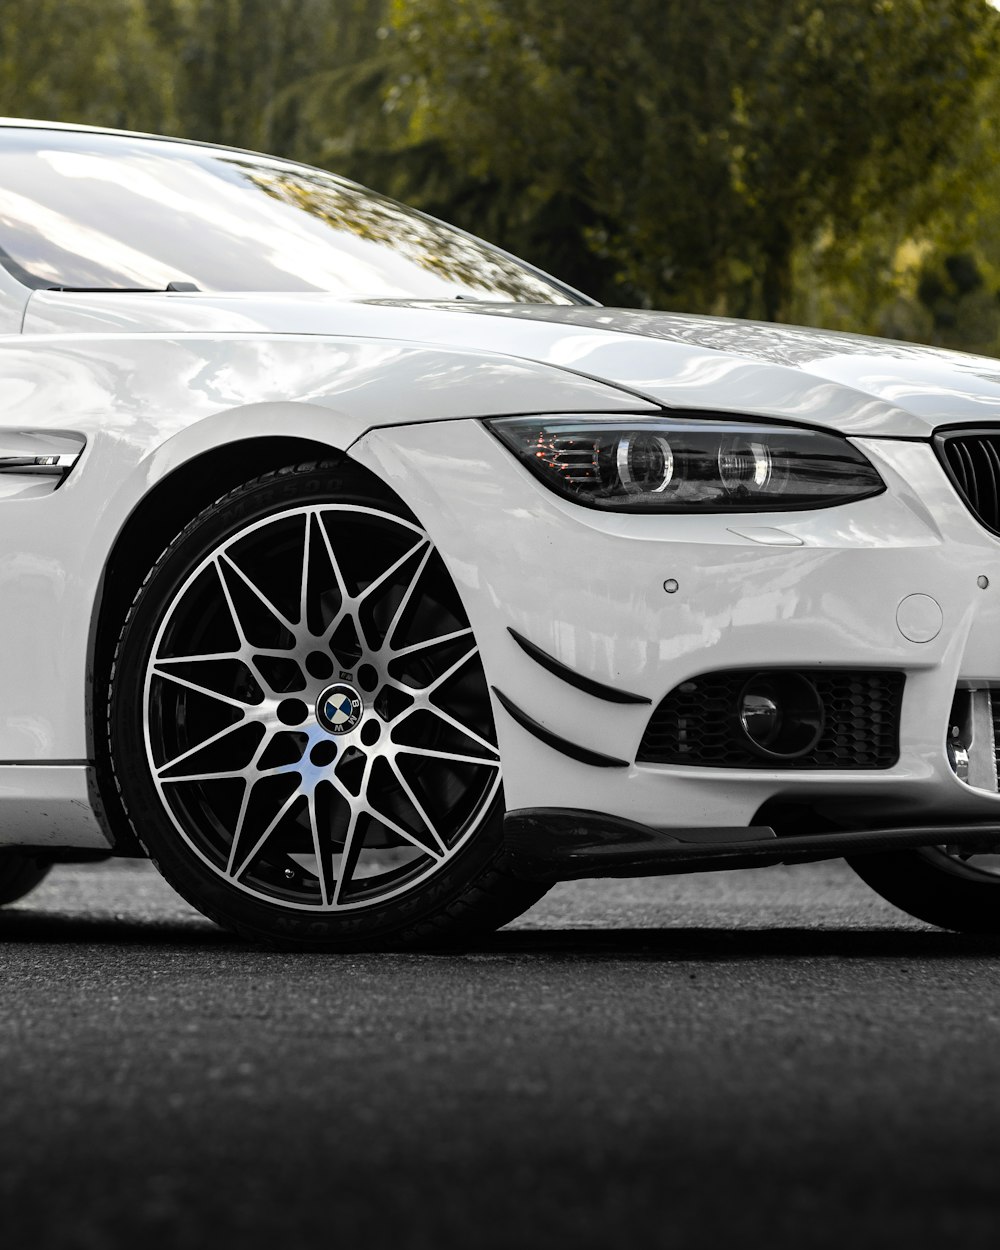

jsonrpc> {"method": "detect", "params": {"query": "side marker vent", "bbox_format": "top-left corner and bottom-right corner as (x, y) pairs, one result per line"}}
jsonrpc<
(0, 430), (85, 500)
(491, 687), (629, 768)
(507, 628), (650, 705)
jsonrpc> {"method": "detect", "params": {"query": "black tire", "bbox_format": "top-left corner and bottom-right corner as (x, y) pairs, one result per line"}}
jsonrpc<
(0, 852), (51, 905)
(107, 461), (546, 949)
(848, 847), (1000, 933)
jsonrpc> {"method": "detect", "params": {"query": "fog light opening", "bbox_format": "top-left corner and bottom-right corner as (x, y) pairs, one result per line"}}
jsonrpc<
(737, 673), (824, 759)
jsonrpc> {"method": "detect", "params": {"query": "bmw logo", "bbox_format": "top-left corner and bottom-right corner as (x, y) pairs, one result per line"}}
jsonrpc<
(316, 682), (364, 735)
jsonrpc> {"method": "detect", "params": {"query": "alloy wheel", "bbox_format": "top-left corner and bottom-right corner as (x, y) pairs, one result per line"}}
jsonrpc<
(142, 503), (501, 911)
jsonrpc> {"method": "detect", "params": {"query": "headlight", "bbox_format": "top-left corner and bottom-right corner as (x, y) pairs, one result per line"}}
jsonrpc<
(485, 415), (885, 512)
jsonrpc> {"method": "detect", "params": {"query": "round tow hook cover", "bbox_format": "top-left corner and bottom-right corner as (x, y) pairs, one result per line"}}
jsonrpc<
(896, 594), (943, 644)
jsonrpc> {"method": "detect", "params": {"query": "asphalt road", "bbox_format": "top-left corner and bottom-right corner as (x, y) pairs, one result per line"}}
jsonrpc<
(2, 860), (1000, 1250)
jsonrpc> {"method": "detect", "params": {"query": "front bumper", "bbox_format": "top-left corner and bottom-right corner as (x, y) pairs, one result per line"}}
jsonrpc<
(351, 420), (1000, 832)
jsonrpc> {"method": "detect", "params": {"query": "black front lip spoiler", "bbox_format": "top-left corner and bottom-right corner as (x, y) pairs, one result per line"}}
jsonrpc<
(503, 809), (1000, 882)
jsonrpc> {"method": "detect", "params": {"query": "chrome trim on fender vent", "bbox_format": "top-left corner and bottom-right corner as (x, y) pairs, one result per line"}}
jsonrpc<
(638, 669), (905, 769)
(935, 429), (1000, 535)
(0, 431), (86, 499)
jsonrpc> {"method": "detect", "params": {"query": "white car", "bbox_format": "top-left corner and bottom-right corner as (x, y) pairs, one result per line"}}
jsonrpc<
(2, 119), (1000, 945)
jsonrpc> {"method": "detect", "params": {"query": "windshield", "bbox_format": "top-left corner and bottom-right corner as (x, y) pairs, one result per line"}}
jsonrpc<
(0, 128), (578, 303)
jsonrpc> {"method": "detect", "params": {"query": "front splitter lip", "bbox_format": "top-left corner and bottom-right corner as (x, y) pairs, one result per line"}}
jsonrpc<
(503, 808), (1000, 882)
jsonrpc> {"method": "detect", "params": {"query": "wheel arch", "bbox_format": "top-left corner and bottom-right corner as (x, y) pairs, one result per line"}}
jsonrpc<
(87, 433), (401, 852)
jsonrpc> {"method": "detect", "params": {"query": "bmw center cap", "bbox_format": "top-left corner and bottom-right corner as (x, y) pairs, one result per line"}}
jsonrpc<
(317, 683), (364, 735)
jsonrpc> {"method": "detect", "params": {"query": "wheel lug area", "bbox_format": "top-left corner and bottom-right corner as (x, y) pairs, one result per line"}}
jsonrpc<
(310, 740), (338, 767)
(360, 719), (381, 747)
(357, 663), (379, 692)
(306, 650), (334, 680)
(277, 698), (309, 726)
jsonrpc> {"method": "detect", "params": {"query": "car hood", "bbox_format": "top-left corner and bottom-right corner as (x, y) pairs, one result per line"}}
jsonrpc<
(24, 290), (1000, 438)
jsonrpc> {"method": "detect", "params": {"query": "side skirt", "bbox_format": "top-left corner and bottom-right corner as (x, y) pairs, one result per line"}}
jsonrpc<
(0, 764), (112, 850)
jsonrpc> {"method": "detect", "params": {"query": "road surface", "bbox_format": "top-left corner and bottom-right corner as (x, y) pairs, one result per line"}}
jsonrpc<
(2, 860), (998, 1248)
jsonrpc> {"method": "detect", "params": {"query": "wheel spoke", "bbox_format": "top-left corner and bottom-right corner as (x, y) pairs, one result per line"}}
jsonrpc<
(385, 675), (497, 755)
(430, 705), (498, 755)
(225, 777), (255, 877)
(314, 509), (351, 606)
(393, 700), (499, 757)
(332, 805), (364, 906)
(387, 757), (448, 856)
(215, 557), (249, 649)
(390, 627), (473, 661)
(395, 745), (500, 768)
(220, 552), (297, 636)
(359, 538), (428, 611)
(229, 787), (302, 881)
(155, 650), (246, 665)
(224, 729), (283, 875)
(299, 511), (312, 626)
(306, 791), (333, 907)
(160, 768), (248, 785)
(365, 805), (445, 861)
(150, 664), (254, 711)
(383, 543), (433, 649)
(155, 718), (249, 778)
(421, 644), (478, 694)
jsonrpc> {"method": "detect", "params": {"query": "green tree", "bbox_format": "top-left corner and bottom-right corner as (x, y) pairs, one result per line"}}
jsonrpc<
(149, 0), (390, 161)
(0, 0), (392, 162)
(385, 0), (1000, 319)
(0, 0), (176, 130)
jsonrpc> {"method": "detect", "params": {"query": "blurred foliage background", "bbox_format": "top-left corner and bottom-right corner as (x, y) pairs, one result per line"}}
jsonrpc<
(2, 0), (1000, 351)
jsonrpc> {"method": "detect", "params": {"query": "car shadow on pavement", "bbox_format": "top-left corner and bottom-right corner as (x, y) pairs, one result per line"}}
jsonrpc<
(482, 926), (1000, 961)
(0, 908), (237, 948)
(2, 906), (998, 960)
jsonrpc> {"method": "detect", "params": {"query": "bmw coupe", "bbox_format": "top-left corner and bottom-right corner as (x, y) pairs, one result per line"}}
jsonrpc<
(2, 119), (1000, 945)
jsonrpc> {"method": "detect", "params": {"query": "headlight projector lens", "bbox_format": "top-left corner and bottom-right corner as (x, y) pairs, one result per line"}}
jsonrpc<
(718, 437), (774, 495)
(616, 433), (674, 494)
(737, 672), (824, 759)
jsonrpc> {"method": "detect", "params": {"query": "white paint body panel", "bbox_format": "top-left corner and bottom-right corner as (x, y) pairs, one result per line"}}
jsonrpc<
(5, 289), (1000, 848)
(26, 292), (1000, 436)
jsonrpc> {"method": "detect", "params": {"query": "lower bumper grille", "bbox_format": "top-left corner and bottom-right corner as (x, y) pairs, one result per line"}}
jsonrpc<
(637, 669), (905, 769)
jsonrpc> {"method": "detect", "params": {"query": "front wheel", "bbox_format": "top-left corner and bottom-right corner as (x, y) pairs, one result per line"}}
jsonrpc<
(848, 845), (1000, 933)
(107, 462), (546, 949)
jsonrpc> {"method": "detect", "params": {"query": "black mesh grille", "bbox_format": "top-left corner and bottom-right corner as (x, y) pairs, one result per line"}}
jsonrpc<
(637, 669), (905, 769)
(936, 431), (1000, 534)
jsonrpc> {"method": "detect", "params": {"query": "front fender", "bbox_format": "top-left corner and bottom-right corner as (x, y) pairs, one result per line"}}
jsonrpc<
(0, 331), (649, 763)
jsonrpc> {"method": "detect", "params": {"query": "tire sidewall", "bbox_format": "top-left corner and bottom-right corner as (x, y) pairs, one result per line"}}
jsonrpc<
(0, 852), (51, 906)
(849, 848), (1000, 933)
